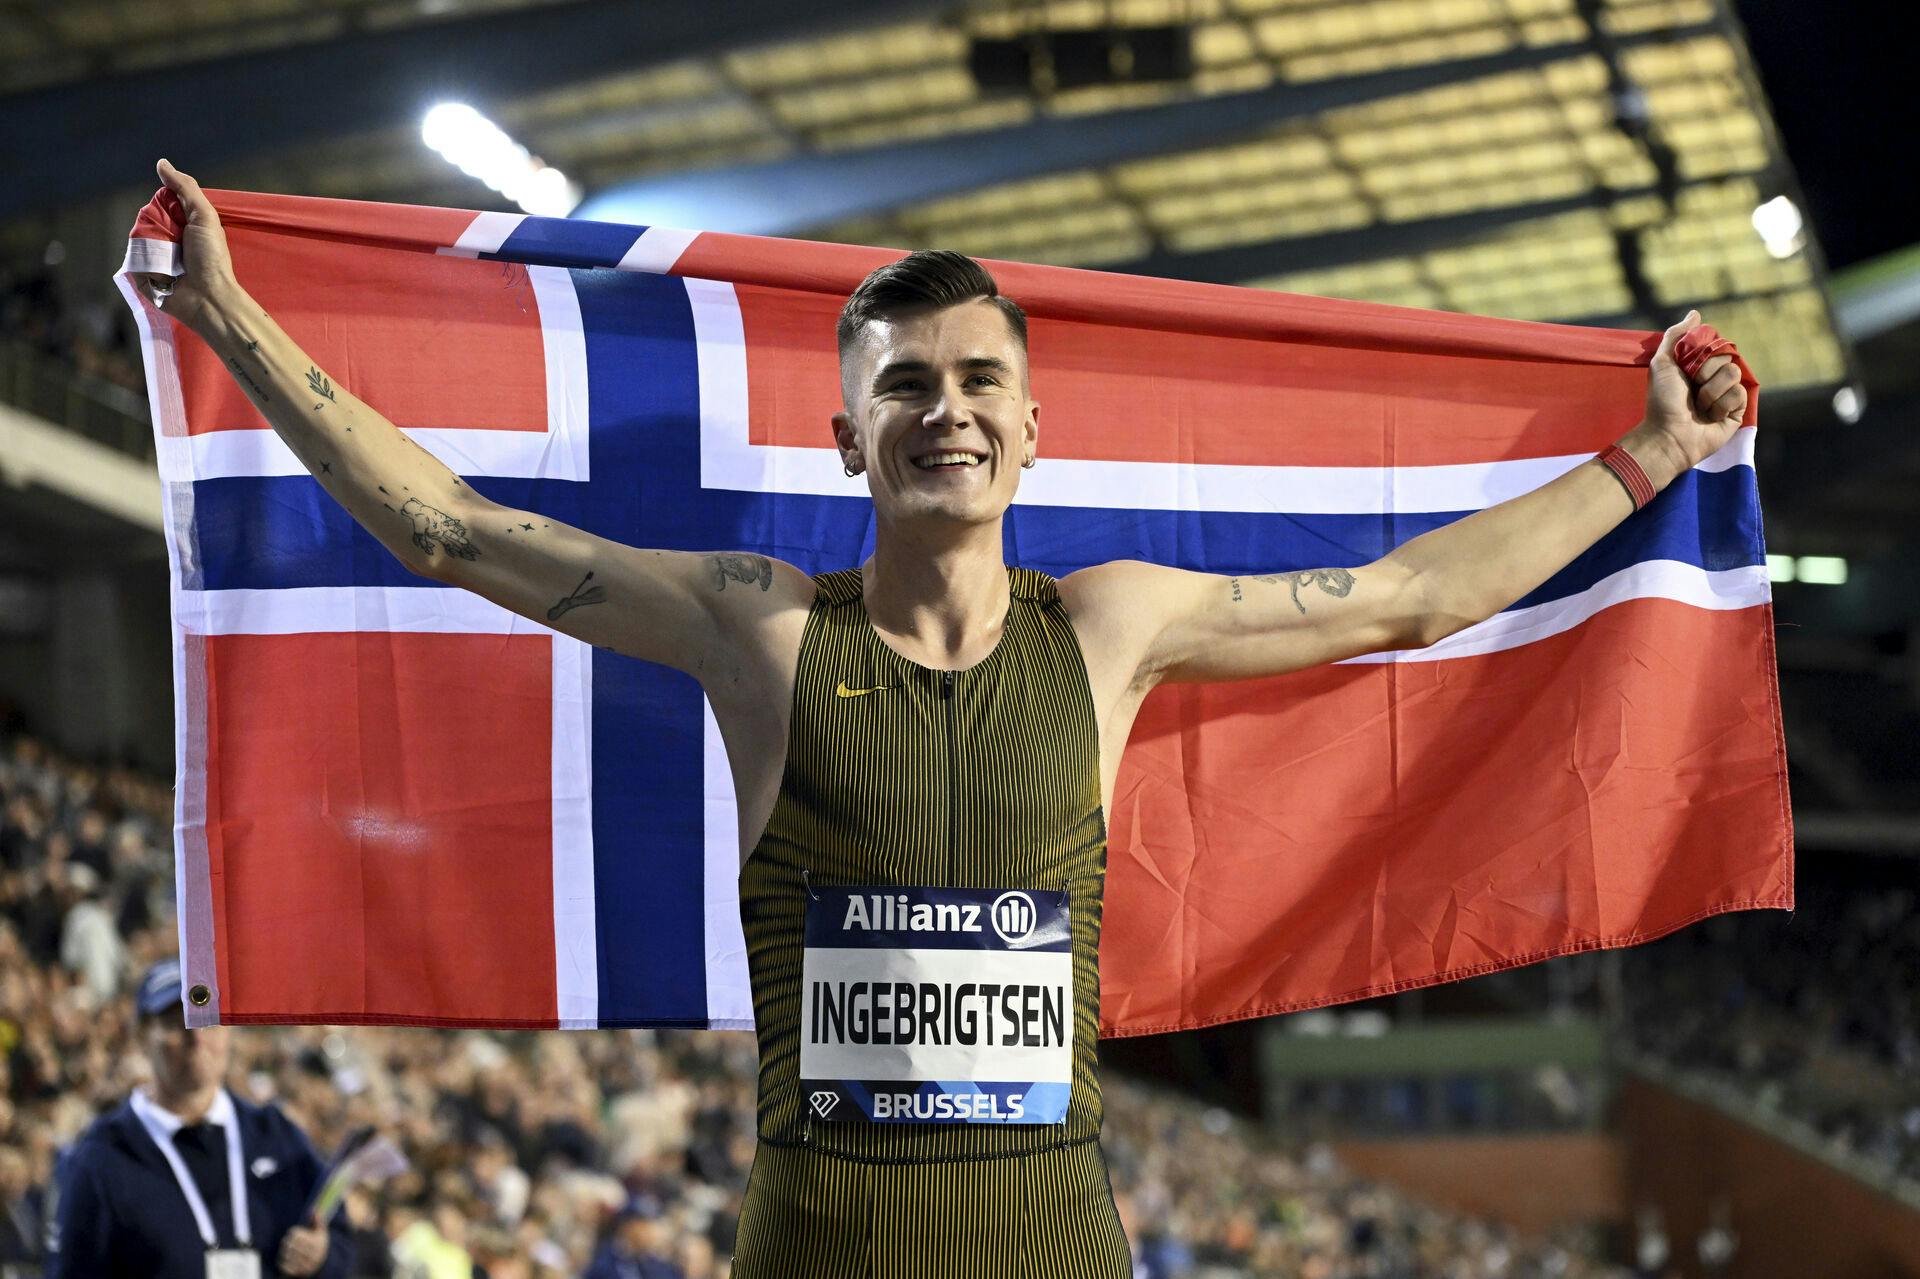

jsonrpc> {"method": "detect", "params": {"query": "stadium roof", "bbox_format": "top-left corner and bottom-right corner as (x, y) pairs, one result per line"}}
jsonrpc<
(0, 0), (1852, 393)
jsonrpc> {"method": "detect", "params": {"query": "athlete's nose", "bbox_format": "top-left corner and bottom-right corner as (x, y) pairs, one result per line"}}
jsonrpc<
(920, 375), (972, 432)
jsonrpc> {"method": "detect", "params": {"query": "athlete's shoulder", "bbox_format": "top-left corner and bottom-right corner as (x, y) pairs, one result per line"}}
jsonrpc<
(807, 566), (864, 607)
(1056, 559), (1189, 626)
(1008, 564), (1061, 604)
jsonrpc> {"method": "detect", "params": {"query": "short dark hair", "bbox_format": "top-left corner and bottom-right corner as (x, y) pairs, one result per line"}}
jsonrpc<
(836, 250), (1028, 358)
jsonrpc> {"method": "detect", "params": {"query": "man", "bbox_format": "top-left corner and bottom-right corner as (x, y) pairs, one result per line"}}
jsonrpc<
(56, 861), (124, 1007)
(582, 1201), (683, 1279)
(0, 1147), (47, 1279)
(46, 960), (352, 1278)
(138, 159), (1747, 1277)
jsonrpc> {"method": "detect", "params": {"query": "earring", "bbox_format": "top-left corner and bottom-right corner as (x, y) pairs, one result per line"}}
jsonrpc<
(1021, 457), (1036, 469)
(844, 463), (861, 477)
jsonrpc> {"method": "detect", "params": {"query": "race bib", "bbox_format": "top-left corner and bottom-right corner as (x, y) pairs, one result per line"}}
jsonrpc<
(800, 885), (1072, 1124)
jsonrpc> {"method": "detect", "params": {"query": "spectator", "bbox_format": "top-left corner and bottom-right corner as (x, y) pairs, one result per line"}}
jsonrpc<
(44, 960), (352, 1278)
(0, 1146), (47, 1278)
(582, 1203), (681, 1279)
(56, 862), (123, 1007)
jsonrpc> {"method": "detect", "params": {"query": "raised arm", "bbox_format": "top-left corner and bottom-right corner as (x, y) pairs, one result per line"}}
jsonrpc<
(137, 160), (810, 678)
(1066, 312), (1747, 688)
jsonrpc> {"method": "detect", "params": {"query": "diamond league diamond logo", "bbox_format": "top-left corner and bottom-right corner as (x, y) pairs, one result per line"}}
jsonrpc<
(809, 1090), (839, 1118)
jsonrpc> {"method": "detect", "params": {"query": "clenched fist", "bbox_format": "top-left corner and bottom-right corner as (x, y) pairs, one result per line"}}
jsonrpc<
(1641, 310), (1749, 470)
(135, 158), (240, 335)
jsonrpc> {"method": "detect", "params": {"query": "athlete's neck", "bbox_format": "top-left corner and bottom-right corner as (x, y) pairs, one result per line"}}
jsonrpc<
(863, 516), (1008, 670)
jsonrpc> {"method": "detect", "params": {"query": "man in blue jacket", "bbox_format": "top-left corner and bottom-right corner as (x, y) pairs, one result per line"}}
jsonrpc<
(582, 1199), (683, 1279)
(46, 960), (353, 1278)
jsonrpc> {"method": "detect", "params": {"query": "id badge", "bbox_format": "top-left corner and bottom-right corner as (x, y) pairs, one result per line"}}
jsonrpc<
(206, 1250), (262, 1279)
(799, 884), (1072, 1124)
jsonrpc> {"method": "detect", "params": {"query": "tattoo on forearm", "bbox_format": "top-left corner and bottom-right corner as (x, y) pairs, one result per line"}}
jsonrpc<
(377, 485), (479, 561)
(225, 333), (272, 404)
(307, 368), (336, 403)
(547, 571), (608, 621)
(1251, 567), (1356, 614)
(399, 497), (477, 561)
(709, 553), (773, 592)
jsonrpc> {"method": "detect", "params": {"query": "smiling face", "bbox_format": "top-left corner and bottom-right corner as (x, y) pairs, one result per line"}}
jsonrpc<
(835, 297), (1040, 530)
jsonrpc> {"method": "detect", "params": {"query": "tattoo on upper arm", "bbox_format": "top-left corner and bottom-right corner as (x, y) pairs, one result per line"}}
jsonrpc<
(1251, 567), (1355, 613)
(547, 571), (607, 621)
(709, 553), (773, 592)
(378, 485), (479, 561)
(1230, 577), (1243, 603)
(307, 368), (336, 403)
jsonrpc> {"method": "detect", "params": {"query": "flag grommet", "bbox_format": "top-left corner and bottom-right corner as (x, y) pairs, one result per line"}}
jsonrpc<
(188, 984), (211, 1006)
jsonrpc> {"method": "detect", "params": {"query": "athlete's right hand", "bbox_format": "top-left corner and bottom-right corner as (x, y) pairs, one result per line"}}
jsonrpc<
(136, 158), (239, 334)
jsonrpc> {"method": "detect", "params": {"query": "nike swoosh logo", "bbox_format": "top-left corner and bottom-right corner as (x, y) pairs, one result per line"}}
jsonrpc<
(835, 680), (898, 698)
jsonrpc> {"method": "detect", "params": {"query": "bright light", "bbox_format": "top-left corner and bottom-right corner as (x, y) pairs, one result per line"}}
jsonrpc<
(1795, 555), (1848, 586)
(1832, 384), (1864, 423)
(421, 102), (581, 217)
(1765, 554), (1795, 583)
(1751, 195), (1805, 260)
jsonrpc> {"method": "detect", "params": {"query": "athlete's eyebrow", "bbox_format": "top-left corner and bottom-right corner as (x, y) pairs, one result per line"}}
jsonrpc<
(957, 356), (1016, 377)
(871, 356), (1015, 390)
(871, 359), (930, 388)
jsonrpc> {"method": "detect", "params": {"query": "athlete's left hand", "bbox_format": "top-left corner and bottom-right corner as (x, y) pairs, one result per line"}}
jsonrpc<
(1642, 310), (1748, 469)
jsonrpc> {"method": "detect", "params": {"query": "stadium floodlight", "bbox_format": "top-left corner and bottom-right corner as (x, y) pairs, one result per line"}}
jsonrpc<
(421, 102), (581, 218)
(1750, 194), (1805, 260)
(1764, 554), (1795, 583)
(1832, 383), (1865, 423)
(1795, 555), (1848, 585)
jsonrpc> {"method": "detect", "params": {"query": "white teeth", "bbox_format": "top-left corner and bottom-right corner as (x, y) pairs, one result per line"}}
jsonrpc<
(913, 452), (981, 469)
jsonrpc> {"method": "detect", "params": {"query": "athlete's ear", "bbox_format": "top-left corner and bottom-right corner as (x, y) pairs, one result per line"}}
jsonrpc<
(1024, 399), (1040, 461)
(831, 410), (860, 472)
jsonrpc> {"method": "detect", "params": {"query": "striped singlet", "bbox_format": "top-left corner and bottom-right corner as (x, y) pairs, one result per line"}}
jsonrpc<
(732, 566), (1132, 1278)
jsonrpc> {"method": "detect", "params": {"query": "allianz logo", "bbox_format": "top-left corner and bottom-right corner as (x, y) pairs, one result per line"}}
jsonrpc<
(840, 891), (1037, 943)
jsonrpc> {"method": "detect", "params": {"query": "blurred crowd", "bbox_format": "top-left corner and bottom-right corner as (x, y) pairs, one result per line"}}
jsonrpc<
(0, 728), (1638, 1278)
(1617, 892), (1920, 1184)
(2, 252), (146, 397)
(1266, 1068), (1612, 1144)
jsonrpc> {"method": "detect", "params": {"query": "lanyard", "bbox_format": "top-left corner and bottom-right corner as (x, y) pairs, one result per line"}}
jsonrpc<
(133, 1091), (253, 1249)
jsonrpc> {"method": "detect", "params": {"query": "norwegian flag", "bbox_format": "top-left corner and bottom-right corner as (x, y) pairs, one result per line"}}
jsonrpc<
(117, 188), (1791, 1034)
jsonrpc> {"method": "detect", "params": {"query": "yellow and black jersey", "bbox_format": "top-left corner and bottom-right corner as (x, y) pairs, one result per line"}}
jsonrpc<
(733, 566), (1131, 1277)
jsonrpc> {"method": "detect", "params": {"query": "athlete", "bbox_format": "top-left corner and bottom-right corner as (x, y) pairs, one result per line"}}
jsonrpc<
(137, 158), (1749, 1277)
